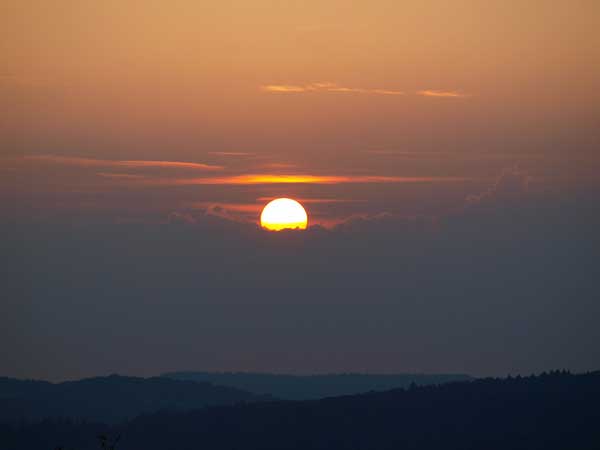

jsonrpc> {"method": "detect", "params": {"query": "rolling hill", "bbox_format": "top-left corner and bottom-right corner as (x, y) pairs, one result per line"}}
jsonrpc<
(4, 371), (599, 450)
(162, 371), (472, 400)
(0, 374), (267, 423)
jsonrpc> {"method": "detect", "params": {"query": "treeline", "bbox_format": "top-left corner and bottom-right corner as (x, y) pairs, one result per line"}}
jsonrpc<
(2, 371), (599, 450)
(162, 371), (472, 400)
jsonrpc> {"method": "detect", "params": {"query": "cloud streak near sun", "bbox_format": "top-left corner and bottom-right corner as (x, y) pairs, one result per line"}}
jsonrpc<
(261, 83), (471, 98)
(417, 90), (469, 98)
(150, 174), (468, 186)
(19, 154), (471, 190)
(261, 82), (404, 96)
(24, 155), (223, 171)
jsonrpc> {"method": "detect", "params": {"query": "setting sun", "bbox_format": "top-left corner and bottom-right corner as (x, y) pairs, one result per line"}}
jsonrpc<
(260, 198), (308, 231)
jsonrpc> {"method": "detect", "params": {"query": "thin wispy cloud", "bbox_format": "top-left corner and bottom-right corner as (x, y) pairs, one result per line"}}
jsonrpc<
(263, 85), (309, 93)
(262, 82), (404, 96)
(24, 155), (223, 171)
(417, 90), (470, 98)
(262, 84), (471, 98)
(149, 174), (469, 186)
(96, 172), (147, 179)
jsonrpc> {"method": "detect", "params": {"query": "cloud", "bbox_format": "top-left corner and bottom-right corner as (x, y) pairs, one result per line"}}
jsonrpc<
(262, 85), (310, 93)
(262, 84), (471, 98)
(174, 170), (532, 232)
(464, 168), (531, 210)
(96, 172), (147, 180)
(158, 174), (469, 186)
(84, 173), (470, 187)
(417, 90), (470, 98)
(368, 89), (406, 96)
(24, 155), (223, 171)
(443, 168), (539, 233)
(117, 160), (222, 170)
(261, 82), (404, 96)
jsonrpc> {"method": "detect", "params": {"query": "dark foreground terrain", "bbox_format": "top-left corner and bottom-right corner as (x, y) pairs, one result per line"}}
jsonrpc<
(2, 371), (599, 450)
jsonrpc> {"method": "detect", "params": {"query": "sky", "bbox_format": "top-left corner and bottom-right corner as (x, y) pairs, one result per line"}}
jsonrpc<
(1, 0), (599, 381)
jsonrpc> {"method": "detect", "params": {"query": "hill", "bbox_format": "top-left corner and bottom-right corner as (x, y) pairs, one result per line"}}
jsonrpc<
(0, 374), (267, 424)
(162, 371), (472, 400)
(3, 371), (599, 450)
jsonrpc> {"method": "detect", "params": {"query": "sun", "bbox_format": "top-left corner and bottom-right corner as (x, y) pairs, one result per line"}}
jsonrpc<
(260, 198), (308, 231)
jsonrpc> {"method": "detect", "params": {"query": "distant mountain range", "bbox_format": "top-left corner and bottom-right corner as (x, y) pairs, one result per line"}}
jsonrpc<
(0, 372), (471, 424)
(162, 371), (473, 400)
(3, 371), (599, 450)
(0, 374), (267, 423)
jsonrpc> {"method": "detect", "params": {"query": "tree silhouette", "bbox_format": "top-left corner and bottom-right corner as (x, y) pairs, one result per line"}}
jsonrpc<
(5, 371), (600, 450)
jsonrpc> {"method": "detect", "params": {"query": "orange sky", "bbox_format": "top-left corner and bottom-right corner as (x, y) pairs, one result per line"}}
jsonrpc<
(2, 0), (599, 225)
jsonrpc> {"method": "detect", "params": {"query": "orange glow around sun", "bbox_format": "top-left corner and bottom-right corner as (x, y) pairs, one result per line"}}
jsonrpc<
(260, 198), (308, 231)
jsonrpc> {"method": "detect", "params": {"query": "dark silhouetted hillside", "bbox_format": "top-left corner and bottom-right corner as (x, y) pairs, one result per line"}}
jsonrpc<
(3, 371), (599, 450)
(0, 374), (267, 424)
(162, 371), (472, 399)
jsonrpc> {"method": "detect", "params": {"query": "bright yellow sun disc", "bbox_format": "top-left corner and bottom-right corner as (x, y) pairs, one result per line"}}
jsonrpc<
(260, 198), (308, 231)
